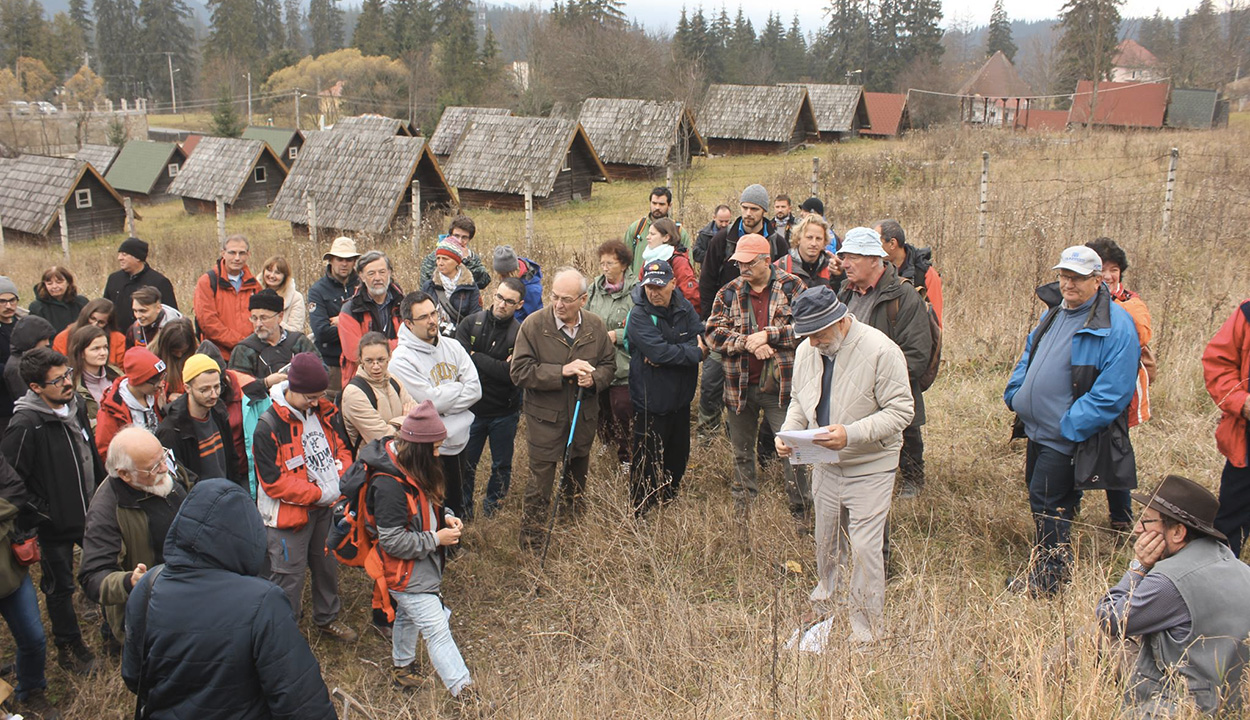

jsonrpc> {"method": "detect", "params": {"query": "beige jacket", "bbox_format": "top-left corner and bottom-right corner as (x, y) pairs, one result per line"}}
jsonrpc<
(781, 319), (915, 477)
(340, 369), (416, 446)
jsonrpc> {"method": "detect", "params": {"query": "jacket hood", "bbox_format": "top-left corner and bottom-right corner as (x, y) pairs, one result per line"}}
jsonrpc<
(1035, 281), (1063, 309)
(11, 315), (56, 353)
(870, 262), (908, 302)
(358, 437), (402, 477)
(593, 273), (636, 298)
(1034, 282), (1112, 330)
(163, 477), (266, 576)
(13, 389), (79, 419)
(519, 258), (542, 283)
(396, 322), (437, 355)
(195, 339), (226, 370)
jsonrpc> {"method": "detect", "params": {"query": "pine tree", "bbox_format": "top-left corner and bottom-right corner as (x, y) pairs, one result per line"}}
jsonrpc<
(139, 0), (194, 103)
(721, 6), (756, 83)
(47, 13), (88, 78)
(256, 0), (285, 56)
(1054, 0), (1122, 96)
(206, 0), (263, 68)
(352, 0), (388, 55)
(816, 0), (871, 85)
(897, 0), (943, 69)
(1137, 9), (1175, 63)
(984, 0), (1016, 61)
(1176, 0), (1222, 85)
(284, 0), (304, 54)
(391, 0), (434, 57)
(780, 14), (807, 80)
(94, 0), (140, 95)
(69, 0), (94, 56)
(0, 0), (51, 67)
(210, 88), (244, 136)
(308, 0), (344, 56)
(434, 0), (477, 104)
(759, 12), (785, 82)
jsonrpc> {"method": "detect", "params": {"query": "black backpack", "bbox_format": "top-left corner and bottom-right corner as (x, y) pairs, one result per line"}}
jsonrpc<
(333, 376), (402, 453)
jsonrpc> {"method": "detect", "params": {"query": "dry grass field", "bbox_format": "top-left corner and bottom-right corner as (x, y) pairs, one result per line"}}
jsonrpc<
(3, 119), (1250, 718)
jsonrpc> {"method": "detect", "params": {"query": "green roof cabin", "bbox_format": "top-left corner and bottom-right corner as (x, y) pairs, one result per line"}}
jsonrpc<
(104, 140), (188, 204)
(242, 126), (305, 165)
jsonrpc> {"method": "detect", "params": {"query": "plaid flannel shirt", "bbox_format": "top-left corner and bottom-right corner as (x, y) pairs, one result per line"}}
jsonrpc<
(705, 267), (806, 413)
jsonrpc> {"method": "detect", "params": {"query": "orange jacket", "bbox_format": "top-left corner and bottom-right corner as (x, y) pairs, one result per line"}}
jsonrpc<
(1113, 290), (1152, 427)
(53, 328), (127, 367)
(923, 266), (943, 328)
(1203, 301), (1250, 468)
(252, 395), (353, 530)
(364, 448), (441, 594)
(336, 283), (403, 379)
(193, 260), (261, 359)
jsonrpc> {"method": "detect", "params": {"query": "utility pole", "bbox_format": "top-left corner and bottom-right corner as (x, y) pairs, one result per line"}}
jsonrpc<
(166, 53), (177, 114)
(294, 89), (300, 130)
(246, 72), (253, 125)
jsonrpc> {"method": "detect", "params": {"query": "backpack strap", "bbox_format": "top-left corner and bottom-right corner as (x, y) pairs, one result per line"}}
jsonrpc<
(346, 376), (378, 408)
(206, 270), (218, 295)
(133, 564), (167, 720)
(468, 314), (487, 347)
(886, 297), (901, 330)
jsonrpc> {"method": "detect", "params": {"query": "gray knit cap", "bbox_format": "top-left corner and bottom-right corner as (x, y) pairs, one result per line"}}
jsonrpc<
(493, 245), (519, 275)
(740, 183), (769, 210)
(0, 276), (16, 299)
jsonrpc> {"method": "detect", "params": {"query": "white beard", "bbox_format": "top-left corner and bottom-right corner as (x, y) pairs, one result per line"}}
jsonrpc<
(816, 326), (847, 357)
(143, 473), (175, 498)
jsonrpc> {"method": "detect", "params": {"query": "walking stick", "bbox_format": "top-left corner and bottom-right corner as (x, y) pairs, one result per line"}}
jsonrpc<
(538, 384), (586, 573)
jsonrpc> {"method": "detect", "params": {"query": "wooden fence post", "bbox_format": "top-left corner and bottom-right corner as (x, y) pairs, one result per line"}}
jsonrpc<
(215, 196), (226, 246)
(524, 183), (534, 252)
(978, 151), (990, 248)
(124, 197), (136, 236)
(0, 207), (6, 255)
(306, 192), (318, 246)
(411, 180), (421, 254)
(1162, 147), (1178, 237)
(811, 156), (820, 198)
(58, 206), (70, 261)
(666, 164), (674, 190)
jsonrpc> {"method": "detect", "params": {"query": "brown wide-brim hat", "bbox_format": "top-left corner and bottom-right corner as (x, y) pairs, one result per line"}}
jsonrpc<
(1131, 474), (1226, 540)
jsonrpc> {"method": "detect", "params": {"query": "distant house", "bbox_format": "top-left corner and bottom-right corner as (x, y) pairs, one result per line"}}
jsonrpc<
(861, 93), (909, 138)
(1068, 81), (1170, 129)
(332, 114), (417, 137)
(576, 98), (706, 180)
(242, 126), (305, 164)
(782, 84), (868, 141)
(442, 115), (609, 210)
(429, 107), (512, 160)
(1020, 109), (1070, 132)
(958, 51), (1034, 128)
(75, 144), (120, 174)
(1112, 39), (1163, 83)
(0, 154), (126, 242)
(1166, 88), (1227, 129)
(268, 131), (455, 240)
(697, 84), (818, 154)
(167, 136), (289, 215)
(105, 140), (187, 204)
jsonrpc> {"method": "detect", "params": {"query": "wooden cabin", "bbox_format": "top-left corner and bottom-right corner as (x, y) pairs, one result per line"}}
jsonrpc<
(168, 137), (288, 215)
(861, 93), (910, 138)
(74, 143), (120, 174)
(783, 84), (869, 141)
(697, 84), (818, 154)
(242, 126), (305, 164)
(0, 154), (126, 242)
(331, 114), (418, 137)
(957, 51), (1035, 128)
(576, 98), (706, 180)
(428, 107), (512, 161)
(105, 140), (187, 204)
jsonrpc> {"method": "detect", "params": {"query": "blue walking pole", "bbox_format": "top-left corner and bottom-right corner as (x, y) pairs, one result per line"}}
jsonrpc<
(539, 384), (586, 572)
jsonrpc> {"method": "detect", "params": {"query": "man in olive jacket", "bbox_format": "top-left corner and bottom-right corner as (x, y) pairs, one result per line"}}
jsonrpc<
(510, 268), (616, 551)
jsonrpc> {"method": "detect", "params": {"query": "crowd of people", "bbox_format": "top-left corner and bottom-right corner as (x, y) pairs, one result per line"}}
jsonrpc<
(0, 182), (1246, 720)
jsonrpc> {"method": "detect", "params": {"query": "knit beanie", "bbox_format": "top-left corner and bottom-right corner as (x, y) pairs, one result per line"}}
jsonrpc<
(398, 400), (447, 443)
(435, 239), (464, 264)
(287, 352), (328, 393)
(0, 276), (17, 300)
(492, 245), (519, 275)
(249, 288), (285, 313)
(182, 353), (220, 384)
(740, 183), (769, 210)
(124, 347), (166, 385)
(118, 237), (149, 262)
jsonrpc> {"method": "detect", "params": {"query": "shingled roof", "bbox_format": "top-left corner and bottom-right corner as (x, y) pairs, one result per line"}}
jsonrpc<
(0, 154), (123, 236)
(75, 144), (120, 174)
(429, 107), (512, 157)
(105, 140), (185, 195)
(958, 51), (1033, 99)
(167, 137), (287, 203)
(698, 84), (817, 143)
(576, 98), (706, 168)
(332, 114), (416, 137)
(242, 126), (302, 152)
(268, 132), (455, 234)
(783, 84), (868, 134)
(442, 115), (609, 198)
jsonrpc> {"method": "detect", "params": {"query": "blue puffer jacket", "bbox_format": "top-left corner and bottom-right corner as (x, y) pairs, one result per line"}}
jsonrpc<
(515, 258), (544, 323)
(122, 478), (336, 720)
(624, 284), (702, 415)
(1005, 283), (1140, 489)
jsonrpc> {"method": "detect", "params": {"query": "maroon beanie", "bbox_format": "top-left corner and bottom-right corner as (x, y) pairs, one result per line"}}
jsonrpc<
(399, 400), (447, 443)
(286, 352), (328, 393)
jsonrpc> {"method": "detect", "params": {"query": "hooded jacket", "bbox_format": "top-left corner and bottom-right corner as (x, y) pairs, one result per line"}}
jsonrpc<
(515, 258), (544, 324)
(692, 219), (720, 265)
(454, 308), (521, 418)
(336, 281), (404, 379)
(775, 248), (842, 293)
(419, 246), (491, 290)
(624, 284), (702, 415)
(3, 315), (56, 404)
(340, 368), (415, 447)
(1, 390), (105, 541)
(104, 264), (178, 332)
(389, 323), (481, 455)
(28, 287), (89, 333)
(155, 394), (245, 487)
(1204, 301), (1250, 468)
(586, 273), (638, 386)
(54, 326), (127, 367)
(895, 243), (943, 326)
(360, 439), (448, 595)
(192, 259), (262, 359)
(122, 478), (337, 720)
(306, 267), (359, 366)
(96, 377), (162, 459)
(125, 305), (184, 356)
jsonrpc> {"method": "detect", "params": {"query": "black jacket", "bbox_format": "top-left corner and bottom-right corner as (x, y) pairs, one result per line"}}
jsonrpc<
(105, 265), (179, 332)
(625, 285), (702, 415)
(123, 478), (336, 720)
(455, 308), (521, 418)
(28, 288), (89, 333)
(697, 217), (789, 319)
(155, 395), (245, 487)
(1, 391), (105, 541)
(306, 268), (359, 365)
(3, 315), (57, 409)
(692, 220), (719, 265)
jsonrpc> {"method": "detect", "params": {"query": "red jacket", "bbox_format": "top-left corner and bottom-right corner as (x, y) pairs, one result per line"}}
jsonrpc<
(1203, 301), (1250, 468)
(53, 328), (127, 367)
(638, 249), (700, 309)
(252, 395), (353, 530)
(336, 283), (404, 379)
(95, 377), (163, 458)
(193, 260), (261, 359)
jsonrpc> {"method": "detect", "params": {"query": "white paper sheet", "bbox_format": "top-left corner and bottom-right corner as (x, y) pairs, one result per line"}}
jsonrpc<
(776, 428), (841, 465)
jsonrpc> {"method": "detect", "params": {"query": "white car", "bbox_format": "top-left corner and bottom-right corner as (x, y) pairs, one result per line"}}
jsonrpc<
(6, 101), (31, 115)
(33, 101), (57, 114)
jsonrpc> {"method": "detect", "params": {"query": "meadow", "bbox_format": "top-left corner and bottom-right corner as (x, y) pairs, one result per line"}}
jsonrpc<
(3, 119), (1249, 718)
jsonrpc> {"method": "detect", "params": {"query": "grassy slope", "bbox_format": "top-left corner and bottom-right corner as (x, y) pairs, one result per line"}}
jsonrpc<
(5, 124), (1249, 719)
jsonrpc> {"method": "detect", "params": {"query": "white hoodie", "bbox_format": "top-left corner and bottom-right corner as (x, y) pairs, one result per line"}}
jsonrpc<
(268, 381), (340, 505)
(389, 323), (481, 455)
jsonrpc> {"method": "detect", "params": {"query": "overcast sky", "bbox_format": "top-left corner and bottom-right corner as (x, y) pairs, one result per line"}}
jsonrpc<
(619, 0), (1201, 34)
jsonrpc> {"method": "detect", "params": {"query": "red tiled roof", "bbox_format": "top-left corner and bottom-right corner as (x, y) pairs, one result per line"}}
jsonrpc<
(1068, 81), (1169, 128)
(958, 51), (1033, 99)
(862, 92), (907, 137)
(180, 134), (204, 156)
(1020, 109), (1069, 132)
(1113, 39), (1159, 69)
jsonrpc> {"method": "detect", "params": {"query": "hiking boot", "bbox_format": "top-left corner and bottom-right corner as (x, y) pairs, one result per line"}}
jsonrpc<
(55, 639), (96, 676)
(897, 482), (922, 499)
(392, 663), (424, 689)
(1109, 521), (1133, 535)
(1005, 573), (1058, 599)
(454, 685), (494, 716)
(16, 690), (62, 720)
(317, 620), (359, 643)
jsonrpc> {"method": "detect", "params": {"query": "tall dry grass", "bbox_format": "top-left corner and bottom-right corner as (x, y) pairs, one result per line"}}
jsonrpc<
(3, 122), (1249, 719)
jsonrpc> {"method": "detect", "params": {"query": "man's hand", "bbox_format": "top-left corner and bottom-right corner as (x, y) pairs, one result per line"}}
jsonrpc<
(744, 330), (770, 353)
(607, 330), (617, 344)
(130, 563), (148, 588)
(562, 359), (595, 378)
(813, 424), (848, 451)
(1134, 530), (1166, 571)
(577, 371), (594, 387)
(329, 316), (339, 328)
(753, 344), (776, 360)
(265, 372), (287, 388)
(774, 437), (793, 458)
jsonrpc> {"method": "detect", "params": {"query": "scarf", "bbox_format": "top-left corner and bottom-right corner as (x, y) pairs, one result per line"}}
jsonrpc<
(641, 243), (675, 266)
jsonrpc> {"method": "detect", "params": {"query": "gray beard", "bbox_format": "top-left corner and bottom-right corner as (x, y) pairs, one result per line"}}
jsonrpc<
(816, 330), (845, 357)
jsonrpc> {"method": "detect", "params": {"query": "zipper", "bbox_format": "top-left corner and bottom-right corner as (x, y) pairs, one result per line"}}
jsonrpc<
(64, 422), (88, 516)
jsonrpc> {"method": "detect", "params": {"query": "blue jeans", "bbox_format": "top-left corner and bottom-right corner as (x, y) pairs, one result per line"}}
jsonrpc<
(462, 412), (519, 518)
(0, 575), (47, 700)
(1025, 441), (1078, 591)
(389, 591), (472, 696)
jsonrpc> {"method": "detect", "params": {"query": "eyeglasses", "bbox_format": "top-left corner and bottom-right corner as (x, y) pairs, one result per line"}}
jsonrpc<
(1139, 517), (1163, 526)
(1057, 272), (1096, 285)
(137, 448), (175, 478)
(734, 257), (764, 269)
(39, 367), (75, 386)
(495, 295), (522, 307)
(361, 357), (388, 366)
(550, 292), (586, 306)
(0, 297), (17, 306)
(249, 313), (278, 323)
